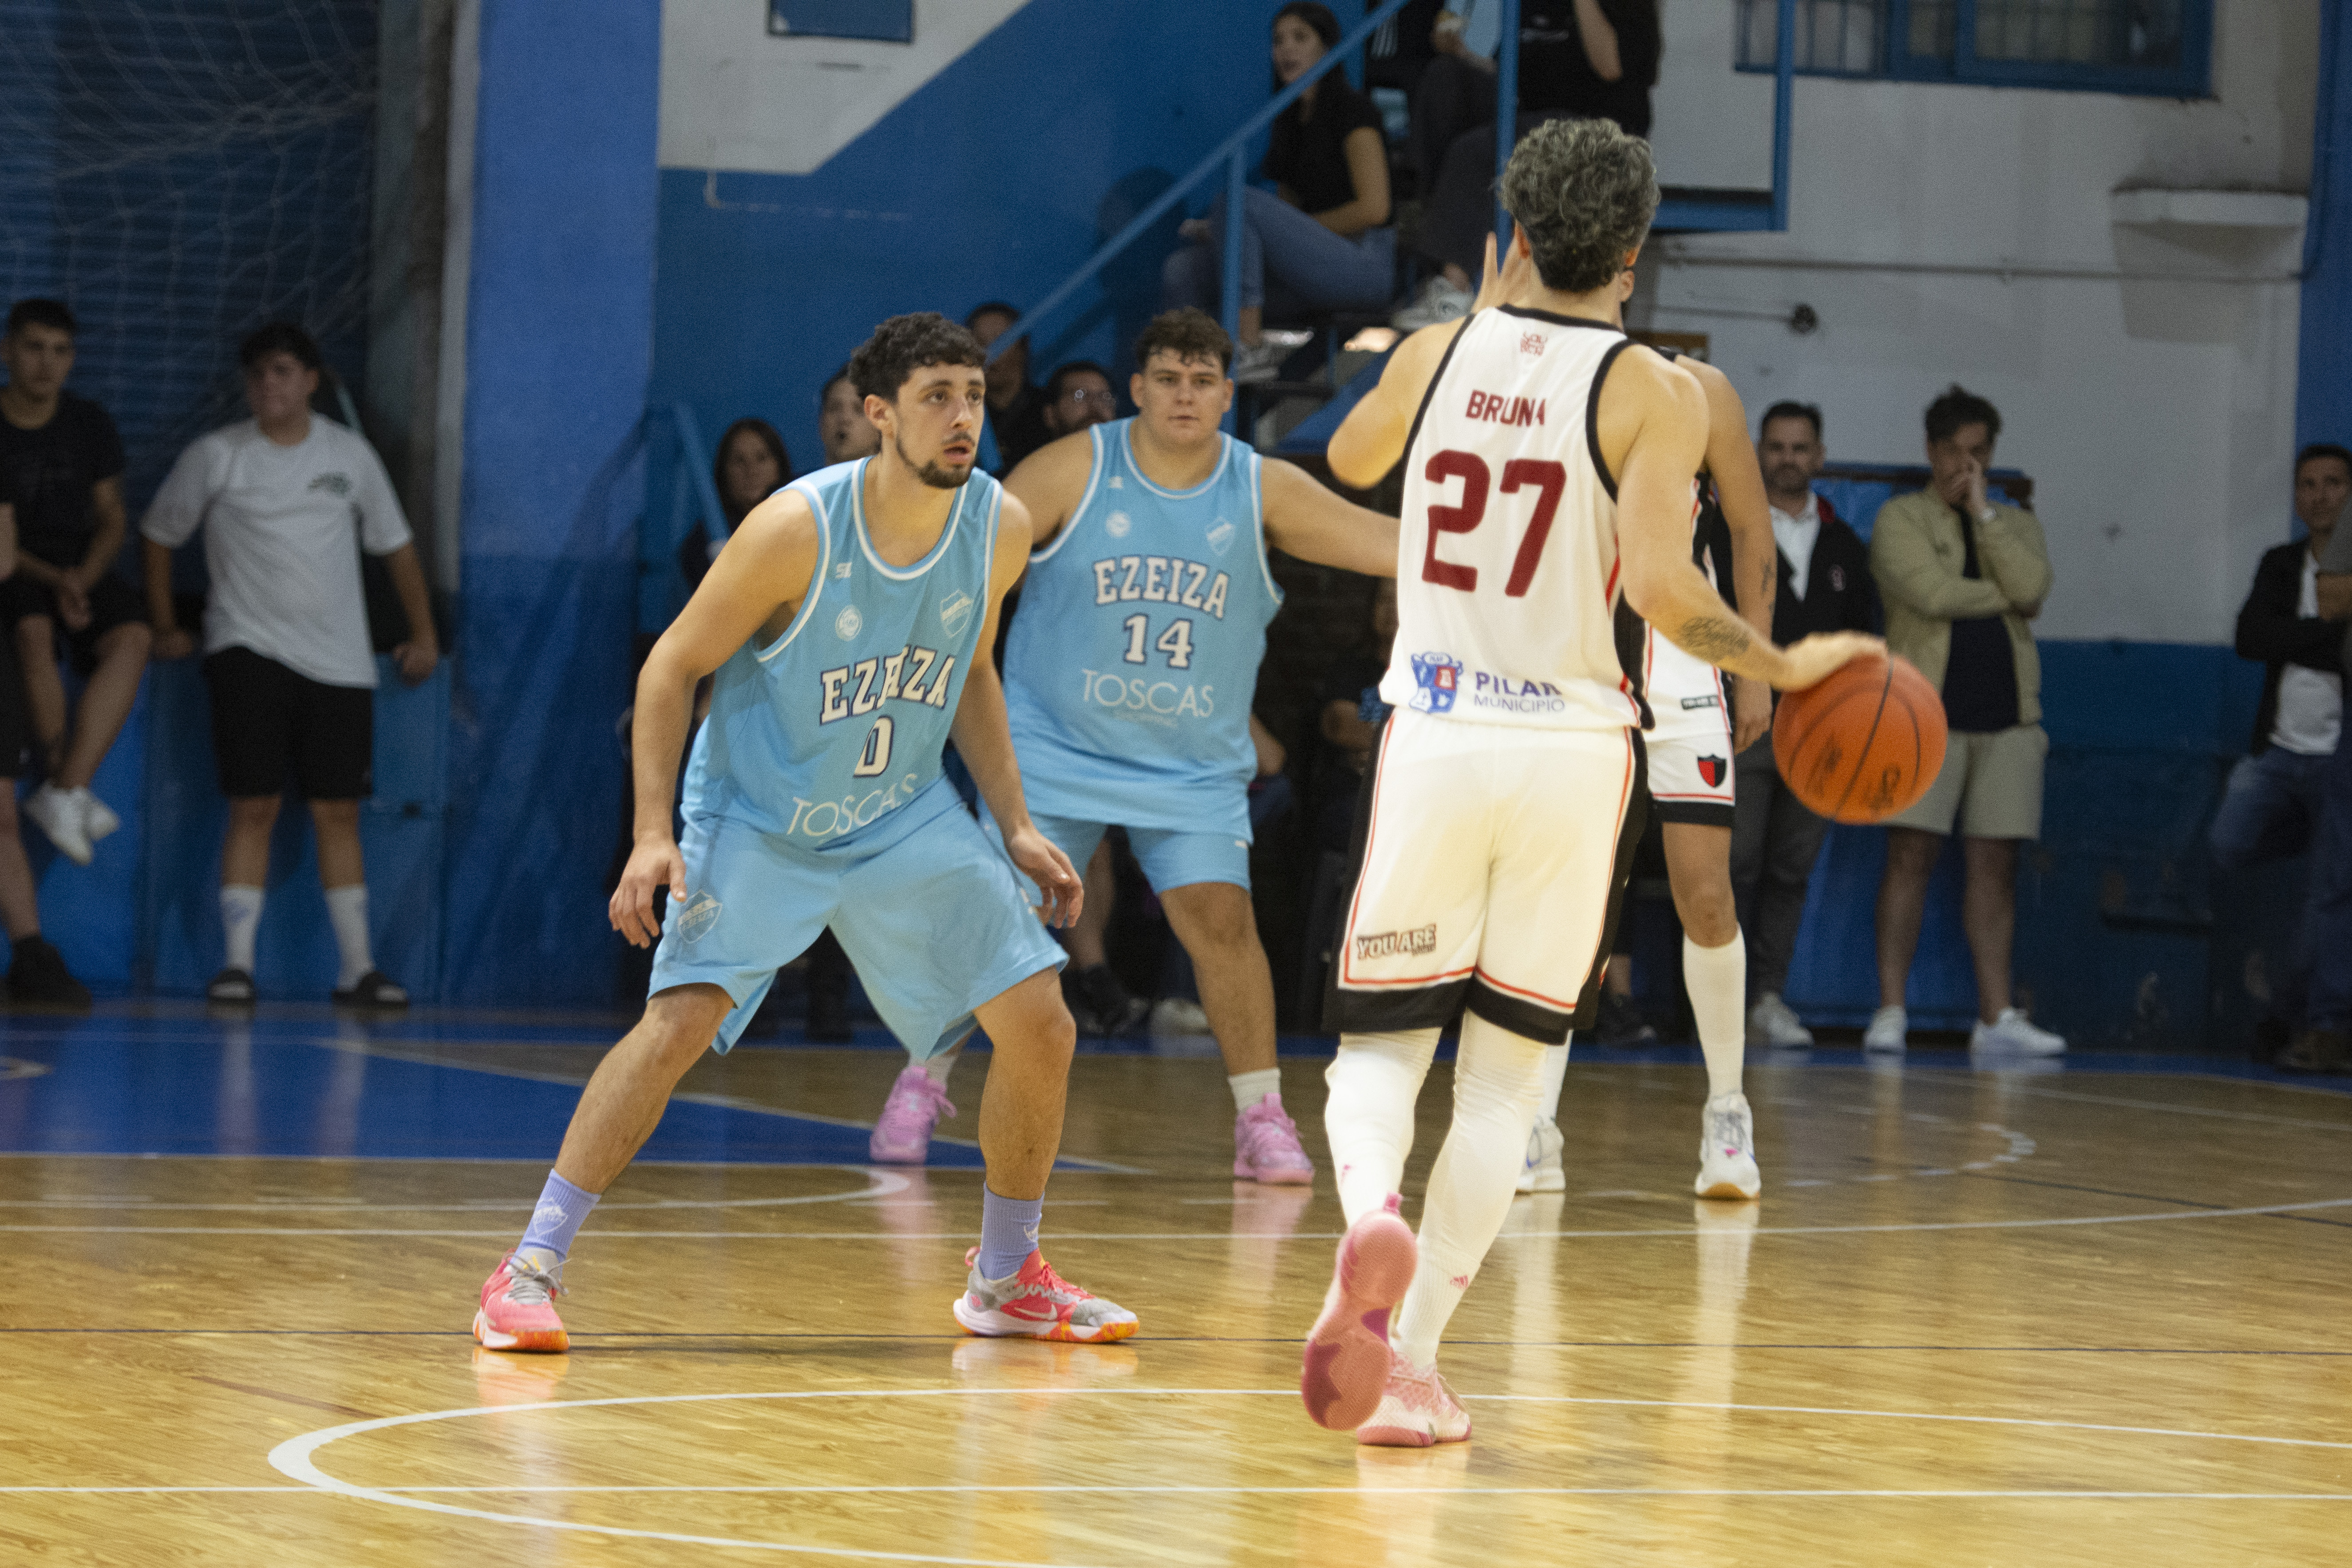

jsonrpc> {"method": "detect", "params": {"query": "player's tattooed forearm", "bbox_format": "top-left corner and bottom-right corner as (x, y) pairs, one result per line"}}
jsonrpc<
(1676, 616), (1751, 663)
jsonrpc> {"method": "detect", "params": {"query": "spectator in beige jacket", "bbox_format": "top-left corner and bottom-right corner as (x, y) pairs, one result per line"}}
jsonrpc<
(1866, 387), (2064, 1057)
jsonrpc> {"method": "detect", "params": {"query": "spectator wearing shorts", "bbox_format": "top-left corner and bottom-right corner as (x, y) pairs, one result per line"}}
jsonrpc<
(0, 498), (88, 1006)
(139, 322), (439, 1008)
(0, 298), (153, 867)
(1867, 386), (2063, 1055)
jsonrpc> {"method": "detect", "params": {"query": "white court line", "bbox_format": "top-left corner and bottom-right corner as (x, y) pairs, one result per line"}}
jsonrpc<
(0, 1167), (909, 1213)
(9, 1485), (2348, 1500)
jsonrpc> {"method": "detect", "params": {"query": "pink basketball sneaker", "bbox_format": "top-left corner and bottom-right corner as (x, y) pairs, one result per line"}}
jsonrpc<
(952, 1248), (1139, 1343)
(869, 1064), (955, 1164)
(473, 1250), (568, 1353)
(1301, 1193), (1417, 1430)
(1234, 1093), (1314, 1184)
(1356, 1354), (1473, 1447)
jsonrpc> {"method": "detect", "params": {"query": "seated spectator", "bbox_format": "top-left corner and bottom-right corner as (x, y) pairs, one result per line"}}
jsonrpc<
(1396, 0), (1661, 328)
(0, 299), (152, 867)
(140, 323), (439, 1009)
(681, 417), (790, 594)
(2285, 452), (2352, 1071)
(964, 303), (1051, 473)
(2214, 443), (2350, 1060)
(1041, 361), (1120, 439)
(1868, 386), (2062, 1056)
(818, 365), (882, 467)
(0, 498), (85, 1006)
(1162, 3), (1394, 384)
(1731, 401), (1876, 1047)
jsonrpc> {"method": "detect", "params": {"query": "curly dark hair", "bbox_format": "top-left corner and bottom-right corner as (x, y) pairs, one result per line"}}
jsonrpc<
(1133, 308), (1233, 374)
(1925, 384), (2002, 446)
(1499, 118), (1659, 296)
(239, 320), (322, 372)
(848, 312), (985, 404)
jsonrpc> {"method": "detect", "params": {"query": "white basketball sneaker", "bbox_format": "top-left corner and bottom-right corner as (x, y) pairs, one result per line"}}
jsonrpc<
(1971, 1007), (2065, 1056)
(1694, 1092), (1761, 1201)
(1516, 1116), (1564, 1193)
(1863, 1004), (1908, 1053)
(1747, 991), (1814, 1047)
(1356, 1353), (1473, 1447)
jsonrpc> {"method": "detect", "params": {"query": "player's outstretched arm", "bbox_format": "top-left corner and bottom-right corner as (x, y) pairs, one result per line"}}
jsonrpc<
(1259, 458), (1400, 578)
(1000, 428), (1096, 558)
(1684, 358), (1777, 747)
(610, 489), (819, 947)
(950, 494), (1083, 928)
(1327, 319), (1463, 490)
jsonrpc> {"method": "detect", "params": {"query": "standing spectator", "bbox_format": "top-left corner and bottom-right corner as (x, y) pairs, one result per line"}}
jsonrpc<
(1732, 402), (1875, 1046)
(0, 299), (152, 866)
(965, 304), (1051, 474)
(1396, 1), (1661, 328)
(1867, 387), (2063, 1055)
(139, 322), (438, 1008)
(0, 497), (86, 1006)
(818, 366), (882, 466)
(1162, 3), (1395, 383)
(1040, 362), (1119, 439)
(2211, 444), (2349, 1059)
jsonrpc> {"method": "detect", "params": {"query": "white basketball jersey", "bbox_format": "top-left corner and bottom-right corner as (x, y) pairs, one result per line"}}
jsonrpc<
(1379, 307), (1641, 732)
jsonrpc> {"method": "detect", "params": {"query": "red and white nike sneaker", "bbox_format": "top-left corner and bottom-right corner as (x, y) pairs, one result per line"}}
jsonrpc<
(952, 1248), (1138, 1343)
(1301, 1193), (1417, 1431)
(1356, 1353), (1473, 1447)
(473, 1249), (569, 1353)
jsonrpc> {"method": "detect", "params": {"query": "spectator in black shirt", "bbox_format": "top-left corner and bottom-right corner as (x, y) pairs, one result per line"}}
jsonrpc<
(965, 303), (1052, 474)
(0, 492), (86, 1006)
(1040, 362), (1120, 439)
(0, 299), (153, 869)
(1162, 3), (1395, 384)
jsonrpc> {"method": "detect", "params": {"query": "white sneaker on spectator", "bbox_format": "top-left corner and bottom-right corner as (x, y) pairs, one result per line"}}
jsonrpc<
(1150, 997), (1213, 1035)
(1229, 341), (1287, 385)
(1391, 276), (1473, 331)
(1970, 1007), (2065, 1056)
(1862, 1004), (1908, 1053)
(80, 789), (121, 843)
(1747, 991), (1814, 1047)
(24, 785), (92, 866)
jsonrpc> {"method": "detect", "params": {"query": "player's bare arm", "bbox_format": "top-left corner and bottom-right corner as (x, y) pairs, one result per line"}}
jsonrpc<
(1260, 458), (1400, 578)
(610, 487), (821, 946)
(1685, 357), (1778, 746)
(1327, 319), (1465, 488)
(1001, 427), (1097, 554)
(1607, 349), (1878, 692)
(950, 492), (1083, 928)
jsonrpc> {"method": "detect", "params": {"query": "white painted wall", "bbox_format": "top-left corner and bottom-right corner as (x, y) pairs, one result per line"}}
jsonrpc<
(1644, 0), (2317, 644)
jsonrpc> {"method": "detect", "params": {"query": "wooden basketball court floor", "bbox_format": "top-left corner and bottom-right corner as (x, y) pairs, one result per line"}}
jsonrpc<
(6, 1006), (2352, 1566)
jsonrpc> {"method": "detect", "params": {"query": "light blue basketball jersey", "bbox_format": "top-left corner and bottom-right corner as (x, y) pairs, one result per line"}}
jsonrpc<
(681, 458), (998, 856)
(1001, 420), (1281, 836)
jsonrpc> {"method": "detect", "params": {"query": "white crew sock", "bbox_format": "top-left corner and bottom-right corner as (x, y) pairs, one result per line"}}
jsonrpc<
(220, 885), (264, 973)
(1534, 1039), (1570, 1123)
(1392, 1011), (1552, 1371)
(1323, 1028), (1440, 1225)
(922, 1045), (959, 1086)
(324, 884), (374, 990)
(1684, 931), (1748, 1100)
(1228, 1067), (1282, 1111)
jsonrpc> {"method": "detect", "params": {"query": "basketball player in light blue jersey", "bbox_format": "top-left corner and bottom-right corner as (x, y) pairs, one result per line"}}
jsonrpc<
(867, 308), (1399, 1181)
(473, 314), (1137, 1352)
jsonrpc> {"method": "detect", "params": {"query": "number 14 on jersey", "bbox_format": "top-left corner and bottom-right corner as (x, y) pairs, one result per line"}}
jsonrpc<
(1120, 613), (1196, 670)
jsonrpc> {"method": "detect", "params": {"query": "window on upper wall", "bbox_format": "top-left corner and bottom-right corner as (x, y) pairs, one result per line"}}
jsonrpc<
(1735, 0), (2212, 97)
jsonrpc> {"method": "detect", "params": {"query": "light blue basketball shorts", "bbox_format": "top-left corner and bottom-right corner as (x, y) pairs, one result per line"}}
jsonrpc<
(649, 791), (1066, 1057)
(982, 805), (1252, 900)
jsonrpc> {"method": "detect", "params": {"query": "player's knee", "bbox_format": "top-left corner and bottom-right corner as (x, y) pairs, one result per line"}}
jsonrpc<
(640, 984), (731, 1065)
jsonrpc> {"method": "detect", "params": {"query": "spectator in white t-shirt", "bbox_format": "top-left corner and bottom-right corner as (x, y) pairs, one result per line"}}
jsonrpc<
(139, 322), (439, 1008)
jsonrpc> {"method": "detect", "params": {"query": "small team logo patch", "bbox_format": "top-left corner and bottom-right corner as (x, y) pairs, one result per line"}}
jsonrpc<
(1697, 754), (1728, 787)
(1408, 651), (1463, 714)
(1104, 510), (1133, 539)
(1206, 518), (1236, 555)
(834, 561), (853, 579)
(1108, 476), (1124, 490)
(676, 891), (723, 944)
(834, 605), (864, 640)
(1679, 694), (1720, 711)
(308, 472), (353, 497)
(1354, 924), (1437, 962)
(1518, 332), (1546, 358)
(939, 589), (976, 638)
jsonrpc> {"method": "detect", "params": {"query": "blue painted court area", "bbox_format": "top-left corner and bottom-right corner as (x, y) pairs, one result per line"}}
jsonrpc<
(0, 1011), (987, 1167)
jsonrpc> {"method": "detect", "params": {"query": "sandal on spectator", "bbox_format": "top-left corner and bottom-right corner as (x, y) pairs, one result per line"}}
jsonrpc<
(333, 970), (409, 1010)
(206, 968), (257, 1006)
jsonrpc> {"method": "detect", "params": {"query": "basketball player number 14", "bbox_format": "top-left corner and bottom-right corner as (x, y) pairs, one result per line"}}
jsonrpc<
(1120, 613), (1196, 670)
(1421, 450), (1565, 597)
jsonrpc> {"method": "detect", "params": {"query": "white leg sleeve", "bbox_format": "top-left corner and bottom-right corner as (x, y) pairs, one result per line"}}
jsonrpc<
(1684, 931), (1748, 1099)
(1392, 1011), (1551, 1370)
(1535, 1039), (1570, 1122)
(1323, 1029), (1441, 1227)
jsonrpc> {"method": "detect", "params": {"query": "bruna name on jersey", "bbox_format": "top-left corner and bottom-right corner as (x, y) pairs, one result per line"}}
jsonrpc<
(1463, 390), (1547, 427)
(1089, 555), (1233, 619)
(816, 644), (958, 724)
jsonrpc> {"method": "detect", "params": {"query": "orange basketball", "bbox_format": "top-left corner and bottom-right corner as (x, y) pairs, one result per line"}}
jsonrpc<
(1771, 652), (1948, 825)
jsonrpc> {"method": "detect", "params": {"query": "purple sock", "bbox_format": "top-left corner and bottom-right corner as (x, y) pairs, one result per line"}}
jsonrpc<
(977, 1186), (1043, 1280)
(516, 1170), (600, 1266)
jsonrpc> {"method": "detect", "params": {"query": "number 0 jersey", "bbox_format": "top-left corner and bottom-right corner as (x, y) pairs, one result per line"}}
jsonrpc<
(681, 457), (997, 854)
(1001, 419), (1281, 836)
(1380, 306), (1642, 733)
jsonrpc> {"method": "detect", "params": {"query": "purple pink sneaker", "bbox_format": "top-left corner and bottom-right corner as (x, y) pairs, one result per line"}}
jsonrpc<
(1356, 1353), (1473, 1446)
(869, 1064), (955, 1164)
(1234, 1093), (1314, 1184)
(1301, 1193), (1417, 1430)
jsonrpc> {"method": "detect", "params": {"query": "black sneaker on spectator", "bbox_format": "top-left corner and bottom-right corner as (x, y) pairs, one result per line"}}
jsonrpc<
(333, 970), (409, 1010)
(9, 936), (92, 1011)
(206, 967), (257, 1006)
(1591, 990), (1656, 1047)
(1065, 963), (1147, 1037)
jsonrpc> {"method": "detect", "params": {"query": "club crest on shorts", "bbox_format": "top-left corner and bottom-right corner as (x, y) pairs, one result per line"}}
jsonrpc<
(676, 891), (722, 944)
(1697, 754), (1728, 787)
(1206, 517), (1236, 555)
(1408, 652), (1463, 714)
(939, 589), (976, 639)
